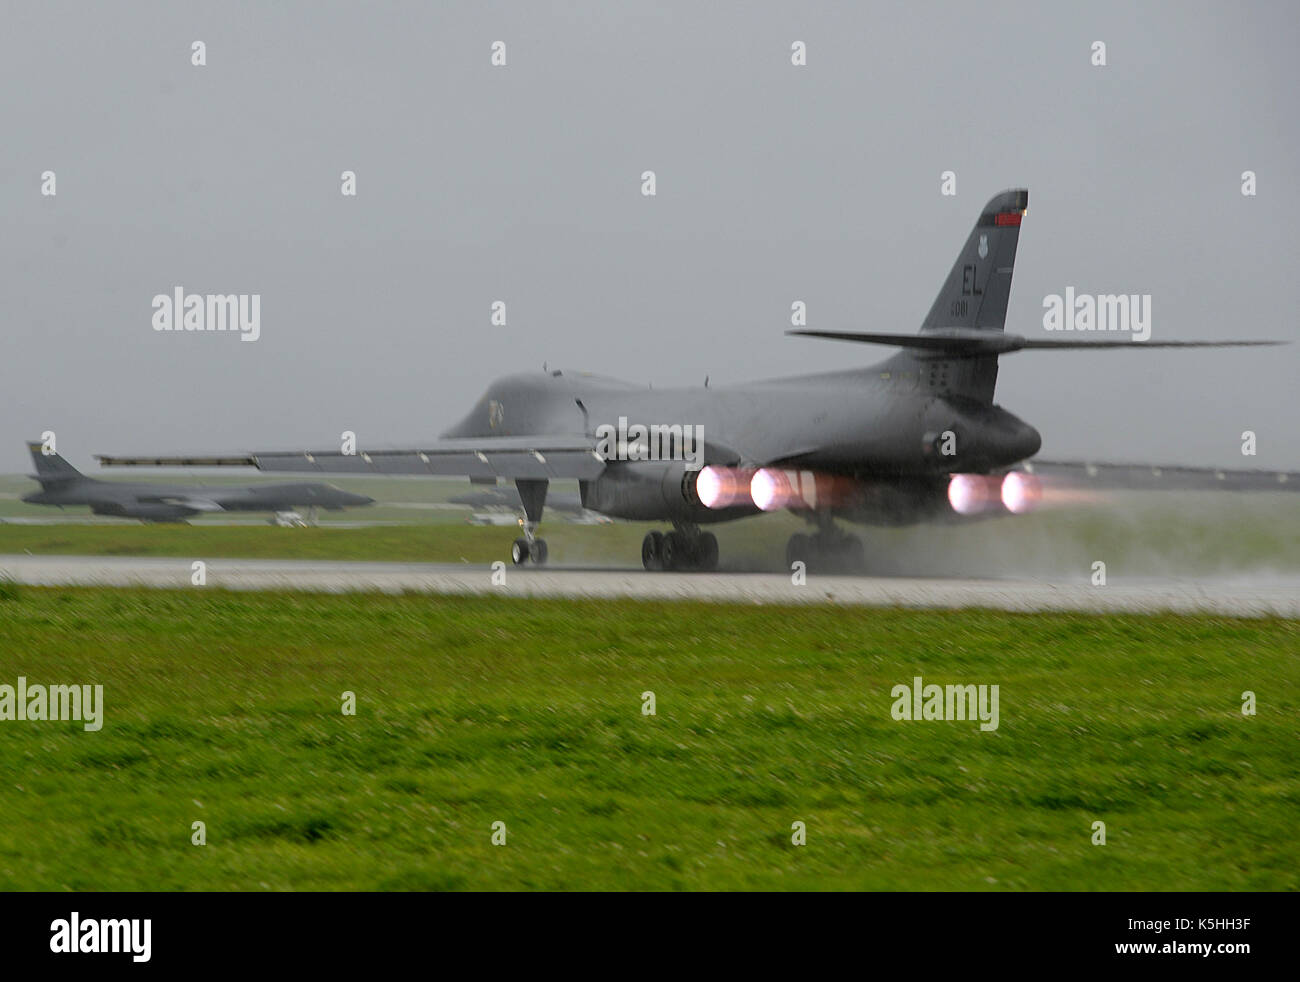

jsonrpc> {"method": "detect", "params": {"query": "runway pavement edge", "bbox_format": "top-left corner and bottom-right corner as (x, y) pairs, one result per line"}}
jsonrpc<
(1, 555), (1296, 617)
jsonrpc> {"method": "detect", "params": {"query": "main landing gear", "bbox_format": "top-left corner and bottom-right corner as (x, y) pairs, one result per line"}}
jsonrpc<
(785, 517), (865, 574)
(510, 478), (549, 566)
(642, 524), (719, 571)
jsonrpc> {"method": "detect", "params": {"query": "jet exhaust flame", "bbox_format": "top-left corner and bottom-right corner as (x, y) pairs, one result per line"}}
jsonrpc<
(705, 468), (1049, 517)
(701, 467), (873, 512)
(750, 468), (790, 512)
(711, 466), (1047, 519)
(947, 473), (994, 516)
(708, 467), (862, 512)
(1000, 471), (1042, 514)
(946, 472), (1044, 516)
(696, 465), (741, 509)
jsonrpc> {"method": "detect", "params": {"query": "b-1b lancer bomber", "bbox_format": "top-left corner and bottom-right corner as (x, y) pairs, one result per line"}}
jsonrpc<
(98, 189), (1297, 569)
(24, 443), (373, 524)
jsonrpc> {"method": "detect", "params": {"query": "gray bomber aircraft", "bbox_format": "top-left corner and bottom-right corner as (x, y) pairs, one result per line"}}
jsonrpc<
(97, 189), (1296, 569)
(446, 486), (589, 516)
(24, 443), (373, 523)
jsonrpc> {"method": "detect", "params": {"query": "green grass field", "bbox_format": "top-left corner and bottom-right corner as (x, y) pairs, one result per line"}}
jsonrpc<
(0, 586), (1295, 891)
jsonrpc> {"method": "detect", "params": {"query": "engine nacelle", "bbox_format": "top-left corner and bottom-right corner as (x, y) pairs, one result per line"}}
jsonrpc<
(580, 462), (756, 522)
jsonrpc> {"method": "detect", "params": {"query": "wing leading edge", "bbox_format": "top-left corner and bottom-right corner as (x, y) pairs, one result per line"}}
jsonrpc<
(96, 435), (608, 481)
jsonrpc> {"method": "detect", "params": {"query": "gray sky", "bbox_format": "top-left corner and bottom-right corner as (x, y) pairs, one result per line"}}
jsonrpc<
(2, 0), (1297, 475)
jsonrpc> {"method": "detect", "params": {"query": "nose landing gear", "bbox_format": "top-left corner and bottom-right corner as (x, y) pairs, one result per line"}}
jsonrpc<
(511, 525), (548, 565)
(510, 478), (549, 566)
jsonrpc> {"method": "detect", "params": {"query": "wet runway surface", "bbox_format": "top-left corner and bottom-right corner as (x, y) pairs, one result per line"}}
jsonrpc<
(2, 554), (1297, 617)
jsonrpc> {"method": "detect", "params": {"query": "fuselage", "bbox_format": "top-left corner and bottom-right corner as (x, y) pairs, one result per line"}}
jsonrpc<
(439, 359), (1041, 528)
(443, 359), (1041, 478)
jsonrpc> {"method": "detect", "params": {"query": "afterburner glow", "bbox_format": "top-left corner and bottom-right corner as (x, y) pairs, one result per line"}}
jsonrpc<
(947, 473), (989, 516)
(1000, 471), (1042, 514)
(696, 466), (730, 509)
(750, 468), (788, 511)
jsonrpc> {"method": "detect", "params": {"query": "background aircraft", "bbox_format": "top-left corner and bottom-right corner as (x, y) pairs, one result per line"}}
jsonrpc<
(24, 443), (373, 523)
(97, 190), (1296, 568)
(446, 485), (588, 516)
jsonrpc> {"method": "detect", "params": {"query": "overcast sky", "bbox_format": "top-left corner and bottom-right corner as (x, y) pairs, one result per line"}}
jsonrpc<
(2, 1), (1296, 475)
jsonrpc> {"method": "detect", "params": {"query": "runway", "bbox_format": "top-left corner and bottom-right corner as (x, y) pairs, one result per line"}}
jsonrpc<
(1, 554), (1296, 617)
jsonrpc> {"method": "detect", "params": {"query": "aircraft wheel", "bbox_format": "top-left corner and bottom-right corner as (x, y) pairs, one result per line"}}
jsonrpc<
(511, 538), (530, 565)
(641, 531), (663, 571)
(660, 531), (682, 571)
(531, 539), (548, 565)
(697, 532), (719, 572)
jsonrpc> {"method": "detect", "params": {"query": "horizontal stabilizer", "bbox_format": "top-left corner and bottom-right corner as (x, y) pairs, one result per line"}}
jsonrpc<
(788, 329), (1284, 356)
(1022, 459), (1299, 492)
(1015, 339), (1284, 350)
